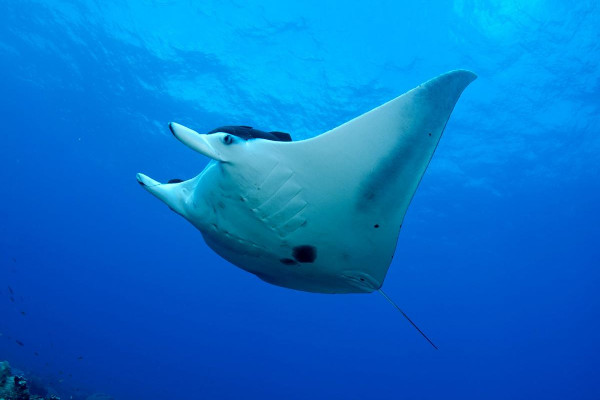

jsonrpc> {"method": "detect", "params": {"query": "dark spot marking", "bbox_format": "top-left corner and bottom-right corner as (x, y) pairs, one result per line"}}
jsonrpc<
(360, 278), (365, 281)
(428, 132), (432, 136)
(16, 340), (24, 346)
(280, 258), (298, 265)
(374, 224), (379, 228)
(293, 245), (317, 263)
(168, 178), (183, 184)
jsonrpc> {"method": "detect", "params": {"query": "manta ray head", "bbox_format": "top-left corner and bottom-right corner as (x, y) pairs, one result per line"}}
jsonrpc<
(168, 121), (257, 163)
(136, 122), (282, 229)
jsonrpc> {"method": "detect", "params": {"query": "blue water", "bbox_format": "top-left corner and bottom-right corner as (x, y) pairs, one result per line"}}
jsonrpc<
(1, 1), (599, 399)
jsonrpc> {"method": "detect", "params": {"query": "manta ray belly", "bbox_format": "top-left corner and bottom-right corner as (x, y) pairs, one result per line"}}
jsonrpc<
(197, 161), (372, 294)
(245, 161), (308, 237)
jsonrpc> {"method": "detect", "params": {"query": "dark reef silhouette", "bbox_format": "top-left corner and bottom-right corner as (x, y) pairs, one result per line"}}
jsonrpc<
(1, 361), (114, 400)
(1, 360), (58, 400)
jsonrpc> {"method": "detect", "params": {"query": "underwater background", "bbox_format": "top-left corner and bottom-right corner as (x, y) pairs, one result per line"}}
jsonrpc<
(1, 0), (599, 399)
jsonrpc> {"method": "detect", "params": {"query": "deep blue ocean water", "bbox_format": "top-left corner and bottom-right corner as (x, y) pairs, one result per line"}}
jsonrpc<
(1, 1), (599, 399)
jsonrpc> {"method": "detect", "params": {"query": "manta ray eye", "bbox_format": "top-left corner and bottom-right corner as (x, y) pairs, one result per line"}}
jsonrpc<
(223, 134), (234, 145)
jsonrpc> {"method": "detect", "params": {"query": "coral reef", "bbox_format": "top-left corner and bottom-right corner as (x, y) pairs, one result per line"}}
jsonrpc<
(0, 361), (59, 400)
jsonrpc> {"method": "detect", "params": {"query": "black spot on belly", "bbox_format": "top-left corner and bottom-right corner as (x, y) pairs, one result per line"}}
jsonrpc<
(292, 245), (317, 263)
(168, 178), (183, 184)
(280, 258), (298, 265)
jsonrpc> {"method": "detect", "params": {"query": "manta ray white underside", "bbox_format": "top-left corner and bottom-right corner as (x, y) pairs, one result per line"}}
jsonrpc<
(137, 70), (476, 294)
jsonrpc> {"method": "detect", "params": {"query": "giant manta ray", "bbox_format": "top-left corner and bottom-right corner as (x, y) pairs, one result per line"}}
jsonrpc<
(137, 70), (476, 346)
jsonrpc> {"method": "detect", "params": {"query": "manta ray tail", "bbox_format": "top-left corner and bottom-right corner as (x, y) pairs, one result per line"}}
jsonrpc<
(378, 289), (438, 350)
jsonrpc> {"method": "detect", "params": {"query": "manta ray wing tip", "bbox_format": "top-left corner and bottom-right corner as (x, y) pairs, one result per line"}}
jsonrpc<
(452, 69), (478, 83)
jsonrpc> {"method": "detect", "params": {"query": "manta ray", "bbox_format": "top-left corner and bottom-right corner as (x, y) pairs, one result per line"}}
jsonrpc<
(137, 70), (476, 347)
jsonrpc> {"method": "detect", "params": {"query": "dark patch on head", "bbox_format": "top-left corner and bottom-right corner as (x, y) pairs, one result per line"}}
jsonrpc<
(374, 224), (379, 228)
(292, 245), (317, 263)
(168, 178), (183, 184)
(280, 258), (298, 266)
(207, 126), (292, 142)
